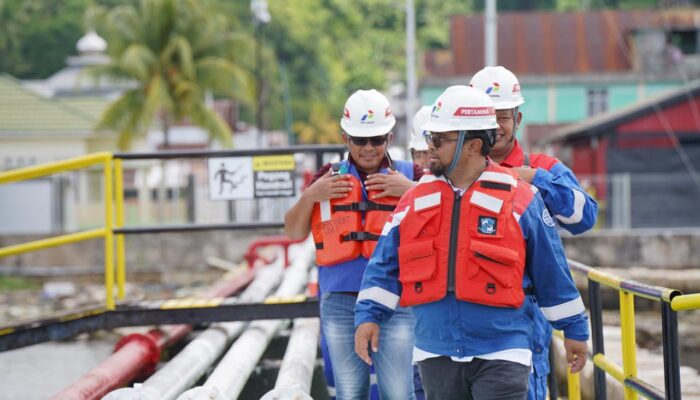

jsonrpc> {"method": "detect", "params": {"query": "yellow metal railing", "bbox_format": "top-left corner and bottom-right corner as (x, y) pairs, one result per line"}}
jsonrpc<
(114, 158), (126, 300)
(0, 152), (122, 309)
(558, 260), (700, 400)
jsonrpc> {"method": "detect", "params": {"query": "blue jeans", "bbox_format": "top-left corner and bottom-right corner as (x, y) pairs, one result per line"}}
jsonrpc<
(320, 292), (416, 400)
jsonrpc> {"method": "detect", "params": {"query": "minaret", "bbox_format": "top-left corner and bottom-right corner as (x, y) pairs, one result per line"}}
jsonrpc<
(68, 30), (109, 67)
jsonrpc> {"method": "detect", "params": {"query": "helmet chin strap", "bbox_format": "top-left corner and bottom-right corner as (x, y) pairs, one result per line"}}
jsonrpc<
(509, 107), (519, 144)
(446, 130), (468, 175)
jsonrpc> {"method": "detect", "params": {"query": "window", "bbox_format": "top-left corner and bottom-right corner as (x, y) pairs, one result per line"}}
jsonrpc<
(587, 88), (608, 117)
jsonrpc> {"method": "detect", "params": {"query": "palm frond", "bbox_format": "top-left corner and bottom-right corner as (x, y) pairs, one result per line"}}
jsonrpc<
(162, 35), (194, 80)
(142, 74), (165, 124)
(197, 57), (255, 106)
(191, 104), (233, 147)
(96, 89), (143, 131)
(120, 43), (157, 82)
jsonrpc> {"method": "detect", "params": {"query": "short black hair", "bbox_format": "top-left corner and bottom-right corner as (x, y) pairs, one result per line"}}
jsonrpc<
(463, 129), (496, 156)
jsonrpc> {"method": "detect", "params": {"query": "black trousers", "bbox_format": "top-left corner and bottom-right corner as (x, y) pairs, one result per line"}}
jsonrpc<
(417, 356), (530, 400)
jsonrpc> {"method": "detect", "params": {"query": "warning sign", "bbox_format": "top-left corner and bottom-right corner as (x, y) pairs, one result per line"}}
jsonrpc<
(208, 155), (296, 200)
(208, 157), (254, 200)
(253, 155), (295, 198)
(253, 155), (295, 171)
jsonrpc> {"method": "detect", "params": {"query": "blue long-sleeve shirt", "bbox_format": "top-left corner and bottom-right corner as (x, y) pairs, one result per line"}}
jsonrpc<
(355, 174), (589, 358)
(501, 140), (598, 235)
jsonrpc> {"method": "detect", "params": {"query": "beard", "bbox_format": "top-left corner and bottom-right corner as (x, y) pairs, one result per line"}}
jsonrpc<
(429, 161), (445, 177)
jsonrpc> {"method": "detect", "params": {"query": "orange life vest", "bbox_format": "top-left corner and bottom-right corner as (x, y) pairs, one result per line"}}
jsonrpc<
(311, 165), (399, 266)
(397, 164), (533, 308)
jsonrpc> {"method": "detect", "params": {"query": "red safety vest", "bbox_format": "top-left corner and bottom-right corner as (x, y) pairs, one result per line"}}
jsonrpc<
(397, 163), (534, 308)
(311, 174), (399, 266)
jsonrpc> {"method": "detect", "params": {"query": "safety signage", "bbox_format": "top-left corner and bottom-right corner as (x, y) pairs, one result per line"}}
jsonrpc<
(208, 155), (295, 200)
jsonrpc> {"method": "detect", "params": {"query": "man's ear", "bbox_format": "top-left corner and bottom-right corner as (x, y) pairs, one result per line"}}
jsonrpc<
(387, 132), (393, 144)
(341, 132), (348, 143)
(516, 112), (523, 129)
(467, 138), (483, 155)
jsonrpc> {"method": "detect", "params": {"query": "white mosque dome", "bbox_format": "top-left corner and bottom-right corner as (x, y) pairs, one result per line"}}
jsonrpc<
(76, 31), (107, 54)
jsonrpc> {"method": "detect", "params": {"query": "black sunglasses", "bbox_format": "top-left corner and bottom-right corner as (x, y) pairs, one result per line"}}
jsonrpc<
(424, 132), (460, 149)
(347, 135), (389, 147)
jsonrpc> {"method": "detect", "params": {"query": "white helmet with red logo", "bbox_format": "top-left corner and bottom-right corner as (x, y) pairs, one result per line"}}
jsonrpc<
(469, 66), (524, 110)
(409, 106), (431, 151)
(340, 89), (396, 137)
(421, 85), (498, 133)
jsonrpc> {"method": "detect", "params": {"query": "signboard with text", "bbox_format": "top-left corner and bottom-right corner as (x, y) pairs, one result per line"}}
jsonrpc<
(208, 155), (295, 200)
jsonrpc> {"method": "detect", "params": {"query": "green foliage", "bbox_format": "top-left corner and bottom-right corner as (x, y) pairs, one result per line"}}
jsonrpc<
(0, 0), (684, 145)
(88, 0), (254, 149)
(0, 277), (39, 291)
(0, 0), (89, 78)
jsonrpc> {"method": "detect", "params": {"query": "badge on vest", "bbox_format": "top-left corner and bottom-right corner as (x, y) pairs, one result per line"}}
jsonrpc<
(478, 216), (498, 235)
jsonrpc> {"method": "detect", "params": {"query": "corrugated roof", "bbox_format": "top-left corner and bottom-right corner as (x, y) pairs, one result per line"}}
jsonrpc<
(0, 74), (96, 134)
(60, 97), (110, 121)
(546, 79), (700, 143)
(427, 8), (700, 77)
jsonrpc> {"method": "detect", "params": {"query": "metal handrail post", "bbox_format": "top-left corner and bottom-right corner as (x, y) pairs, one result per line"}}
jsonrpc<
(103, 156), (115, 310)
(114, 159), (126, 300)
(567, 366), (581, 400)
(661, 303), (681, 400)
(589, 280), (607, 399)
(619, 290), (638, 400)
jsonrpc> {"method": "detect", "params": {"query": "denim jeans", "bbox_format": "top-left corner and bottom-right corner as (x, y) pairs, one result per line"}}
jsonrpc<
(320, 292), (416, 400)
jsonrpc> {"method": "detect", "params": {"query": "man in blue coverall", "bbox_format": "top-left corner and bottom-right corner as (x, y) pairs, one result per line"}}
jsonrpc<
(354, 85), (589, 400)
(470, 66), (598, 399)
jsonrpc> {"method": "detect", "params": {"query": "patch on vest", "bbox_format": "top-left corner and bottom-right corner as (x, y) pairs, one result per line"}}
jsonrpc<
(478, 216), (498, 235)
(542, 208), (556, 227)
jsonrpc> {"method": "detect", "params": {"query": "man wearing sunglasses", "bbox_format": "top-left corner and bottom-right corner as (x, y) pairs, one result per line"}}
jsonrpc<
(285, 89), (422, 399)
(354, 85), (589, 400)
(470, 66), (598, 400)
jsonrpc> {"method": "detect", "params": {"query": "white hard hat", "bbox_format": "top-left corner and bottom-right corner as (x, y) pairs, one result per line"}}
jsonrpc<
(340, 89), (396, 137)
(421, 85), (498, 133)
(469, 66), (524, 110)
(409, 106), (431, 151)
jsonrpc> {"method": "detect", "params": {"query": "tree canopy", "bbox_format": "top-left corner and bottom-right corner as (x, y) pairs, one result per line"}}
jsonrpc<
(0, 0), (690, 146)
(86, 0), (253, 149)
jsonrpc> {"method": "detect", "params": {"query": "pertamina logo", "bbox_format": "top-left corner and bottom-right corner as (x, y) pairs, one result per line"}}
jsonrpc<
(485, 82), (500, 95)
(512, 83), (521, 93)
(478, 216), (497, 235)
(432, 101), (442, 113)
(360, 109), (374, 123)
(453, 106), (495, 117)
(343, 108), (350, 119)
(542, 208), (556, 227)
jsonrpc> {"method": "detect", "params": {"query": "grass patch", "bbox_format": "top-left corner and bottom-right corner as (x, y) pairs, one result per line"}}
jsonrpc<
(0, 277), (40, 291)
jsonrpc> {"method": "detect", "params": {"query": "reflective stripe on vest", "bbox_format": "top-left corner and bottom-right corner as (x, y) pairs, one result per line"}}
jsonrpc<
(397, 163), (529, 308)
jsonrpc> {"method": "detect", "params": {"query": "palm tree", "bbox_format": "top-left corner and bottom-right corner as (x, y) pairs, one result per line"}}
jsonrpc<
(88, 0), (254, 149)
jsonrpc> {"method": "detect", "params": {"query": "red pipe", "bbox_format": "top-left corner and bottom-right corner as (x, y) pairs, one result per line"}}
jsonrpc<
(50, 268), (255, 400)
(50, 233), (303, 400)
(243, 235), (306, 268)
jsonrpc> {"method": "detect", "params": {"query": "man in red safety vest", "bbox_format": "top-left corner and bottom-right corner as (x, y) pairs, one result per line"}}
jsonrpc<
(355, 85), (589, 400)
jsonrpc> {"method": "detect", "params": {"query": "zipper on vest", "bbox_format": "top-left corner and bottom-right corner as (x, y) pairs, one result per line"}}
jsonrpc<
(447, 192), (462, 292)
